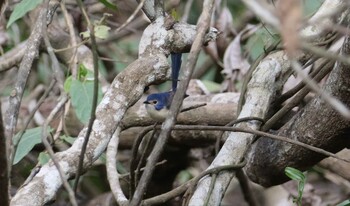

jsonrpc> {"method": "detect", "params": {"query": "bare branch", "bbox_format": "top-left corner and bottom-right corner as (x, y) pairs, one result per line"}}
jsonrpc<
(0, 104), (9, 206)
(5, 5), (46, 185)
(10, 56), (169, 205)
(0, 41), (26, 72)
(130, 0), (215, 205)
(115, 0), (146, 34)
(137, 0), (164, 21)
(189, 49), (286, 205)
(246, 35), (350, 187)
(40, 95), (77, 206)
(122, 92), (239, 128)
(106, 127), (128, 206)
(188, 0), (350, 204)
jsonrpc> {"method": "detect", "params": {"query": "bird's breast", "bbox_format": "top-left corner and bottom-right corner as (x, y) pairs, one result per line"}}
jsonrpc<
(145, 104), (169, 121)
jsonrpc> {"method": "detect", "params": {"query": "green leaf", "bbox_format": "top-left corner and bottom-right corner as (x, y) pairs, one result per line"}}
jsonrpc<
(116, 161), (127, 174)
(78, 64), (89, 80)
(64, 76), (73, 93)
(337, 199), (350, 206)
(95, 25), (111, 40)
(245, 27), (279, 61)
(80, 25), (111, 40)
(175, 170), (193, 185)
(80, 30), (90, 39)
(297, 181), (305, 202)
(171, 9), (180, 21)
(7, 0), (43, 28)
(303, 0), (324, 17)
(285, 167), (305, 182)
(202, 80), (221, 93)
(285, 167), (306, 206)
(13, 127), (51, 165)
(99, 0), (117, 11)
(60, 135), (76, 145)
(69, 71), (102, 124)
(38, 152), (50, 165)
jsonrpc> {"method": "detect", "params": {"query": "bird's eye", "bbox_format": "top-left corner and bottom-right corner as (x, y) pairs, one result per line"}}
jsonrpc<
(152, 100), (158, 104)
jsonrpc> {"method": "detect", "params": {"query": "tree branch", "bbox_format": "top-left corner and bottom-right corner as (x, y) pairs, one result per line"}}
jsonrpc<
(130, 0), (215, 205)
(5, 5), (47, 191)
(246, 35), (350, 187)
(10, 56), (169, 205)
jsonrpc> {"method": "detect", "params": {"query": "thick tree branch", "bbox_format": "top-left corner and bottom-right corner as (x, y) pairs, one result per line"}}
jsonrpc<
(189, 46), (286, 206)
(10, 1), (217, 205)
(139, 20), (218, 58)
(130, 0), (216, 205)
(188, 0), (348, 204)
(0, 41), (26, 72)
(122, 92), (239, 128)
(10, 56), (169, 205)
(106, 127), (128, 206)
(246, 35), (350, 187)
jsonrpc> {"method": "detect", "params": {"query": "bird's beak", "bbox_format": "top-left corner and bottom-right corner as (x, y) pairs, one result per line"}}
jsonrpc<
(143, 101), (150, 104)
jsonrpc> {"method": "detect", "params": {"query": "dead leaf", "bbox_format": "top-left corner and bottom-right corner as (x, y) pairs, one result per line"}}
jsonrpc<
(222, 30), (251, 78)
(216, 7), (236, 57)
(221, 25), (257, 92)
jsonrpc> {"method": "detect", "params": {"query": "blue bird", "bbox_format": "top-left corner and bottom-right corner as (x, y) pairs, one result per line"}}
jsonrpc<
(144, 53), (183, 121)
(143, 91), (174, 121)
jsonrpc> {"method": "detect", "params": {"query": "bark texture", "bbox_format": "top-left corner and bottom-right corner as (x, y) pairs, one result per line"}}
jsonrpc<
(246, 37), (350, 186)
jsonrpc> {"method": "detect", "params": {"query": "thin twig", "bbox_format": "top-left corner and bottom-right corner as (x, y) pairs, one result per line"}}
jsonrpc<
(75, 0), (91, 26)
(115, 0), (146, 33)
(183, 160), (247, 206)
(143, 161), (246, 206)
(203, 174), (217, 206)
(42, 16), (64, 89)
(135, 128), (157, 188)
(215, 117), (265, 154)
(301, 41), (350, 67)
(21, 166), (41, 188)
(73, 0), (100, 192)
(129, 1), (215, 205)
(40, 95), (77, 206)
(119, 160), (167, 179)
(236, 169), (258, 206)
(212, 117), (264, 205)
(145, 123), (349, 164)
(243, 0), (280, 28)
(180, 103), (207, 113)
(290, 59), (350, 119)
(129, 124), (155, 197)
(169, 125), (350, 163)
(12, 80), (56, 164)
(0, 104), (9, 206)
(53, 39), (89, 53)
(5, 7), (47, 174)
(181, 0), (194, 23)
(263, 60), (334, 131)
(237, 40), (280, 114)
(60, 1), (79, 77)
(276, 59), (331, 104)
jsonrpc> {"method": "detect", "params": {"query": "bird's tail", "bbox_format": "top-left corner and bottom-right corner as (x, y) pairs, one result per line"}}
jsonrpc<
(171, 53), (182, 91)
